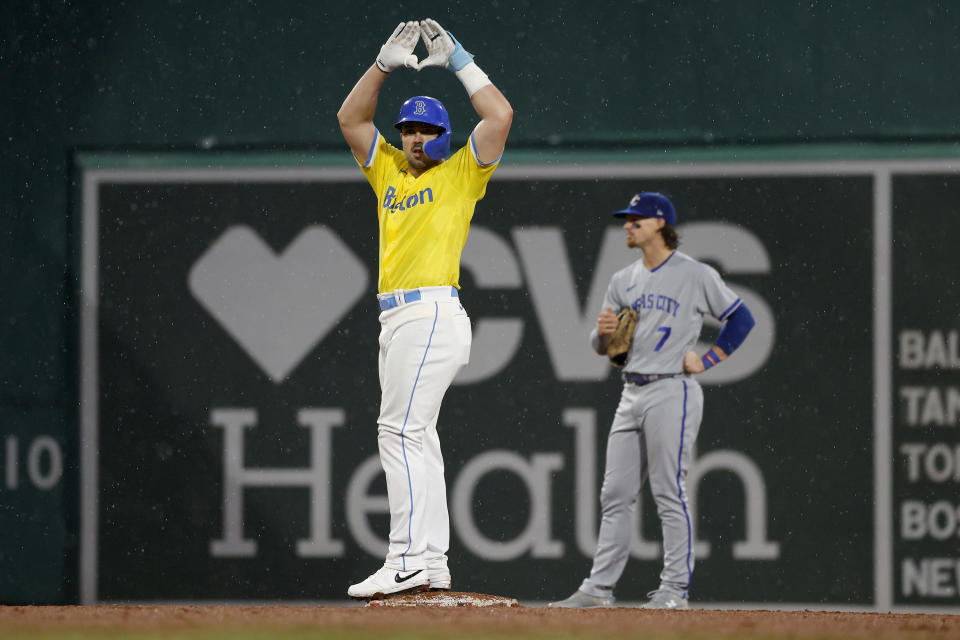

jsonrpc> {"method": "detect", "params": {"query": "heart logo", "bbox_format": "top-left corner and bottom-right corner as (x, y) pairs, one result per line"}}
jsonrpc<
(188, 225), (368, 383)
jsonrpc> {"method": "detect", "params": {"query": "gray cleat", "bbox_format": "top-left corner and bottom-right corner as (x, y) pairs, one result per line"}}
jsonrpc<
(548, 589), (615, 608)
(640, 589), (689, 610)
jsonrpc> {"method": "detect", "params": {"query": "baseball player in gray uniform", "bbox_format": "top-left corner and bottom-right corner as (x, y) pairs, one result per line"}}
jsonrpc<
(549, 192), (756, 609)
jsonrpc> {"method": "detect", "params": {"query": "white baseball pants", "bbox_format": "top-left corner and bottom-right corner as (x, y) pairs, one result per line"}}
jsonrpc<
(376, 290), (470, 572)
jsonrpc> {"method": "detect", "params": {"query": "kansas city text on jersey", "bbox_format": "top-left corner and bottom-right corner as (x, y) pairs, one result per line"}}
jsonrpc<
(631, 292), (680, 317)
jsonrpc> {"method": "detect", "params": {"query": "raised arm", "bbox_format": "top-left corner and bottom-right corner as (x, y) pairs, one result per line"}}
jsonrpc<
(417, 19), (513, 164)
(337, 21), (421, 163)
(469, 84), (513, 165)
(337, 64), (387, 163)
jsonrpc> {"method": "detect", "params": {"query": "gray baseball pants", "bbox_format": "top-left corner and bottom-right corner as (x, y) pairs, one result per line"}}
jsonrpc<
(580, 376), (703, 598)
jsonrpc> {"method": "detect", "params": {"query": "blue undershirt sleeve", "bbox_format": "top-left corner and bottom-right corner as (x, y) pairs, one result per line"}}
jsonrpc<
(715, 303), (755, 355)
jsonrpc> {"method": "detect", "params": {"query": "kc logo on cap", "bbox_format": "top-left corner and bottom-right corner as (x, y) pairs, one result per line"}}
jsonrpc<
(613, 191), (677, 226)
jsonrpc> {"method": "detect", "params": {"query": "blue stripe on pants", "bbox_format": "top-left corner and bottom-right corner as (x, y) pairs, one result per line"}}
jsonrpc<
(397, 302), (439, 569)
(676, 380), (693, 591)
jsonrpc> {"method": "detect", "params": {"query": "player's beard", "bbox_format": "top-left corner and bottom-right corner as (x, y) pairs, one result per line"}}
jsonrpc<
(625, 218), (660, 249)
(626, 230), (644, 249)
(406, 148), (440, 172)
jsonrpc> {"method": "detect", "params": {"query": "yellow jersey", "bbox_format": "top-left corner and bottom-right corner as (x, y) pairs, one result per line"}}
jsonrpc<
(359, 130), (499, 293)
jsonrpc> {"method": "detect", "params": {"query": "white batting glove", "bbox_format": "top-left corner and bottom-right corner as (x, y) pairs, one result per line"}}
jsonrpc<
(416, 19), (473, 71)
(376, 21), (421, 73)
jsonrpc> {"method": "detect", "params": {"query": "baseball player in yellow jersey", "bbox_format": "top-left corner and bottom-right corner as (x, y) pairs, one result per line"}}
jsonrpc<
(337, 19), (512, 599)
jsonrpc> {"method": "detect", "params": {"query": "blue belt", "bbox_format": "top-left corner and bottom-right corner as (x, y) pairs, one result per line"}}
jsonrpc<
(378, 286), (459, 311)
(623, 372), (681, 386)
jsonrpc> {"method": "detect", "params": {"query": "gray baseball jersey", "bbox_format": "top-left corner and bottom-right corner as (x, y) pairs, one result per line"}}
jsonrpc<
(591, 251), (742, 372)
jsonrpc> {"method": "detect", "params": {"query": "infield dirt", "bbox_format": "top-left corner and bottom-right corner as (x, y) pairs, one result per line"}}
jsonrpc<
(1, 601), (959, 639)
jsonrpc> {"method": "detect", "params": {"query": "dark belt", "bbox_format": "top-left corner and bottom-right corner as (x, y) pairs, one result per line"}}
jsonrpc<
(377, 286), (459, 311)
(623, 372), (682, 386)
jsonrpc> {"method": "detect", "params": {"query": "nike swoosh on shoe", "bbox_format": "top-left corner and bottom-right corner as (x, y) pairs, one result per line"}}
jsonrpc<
(394, 570), (424, 584)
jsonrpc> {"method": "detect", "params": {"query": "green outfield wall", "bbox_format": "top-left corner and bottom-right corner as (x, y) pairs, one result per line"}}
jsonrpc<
(2, 2), (960, 609)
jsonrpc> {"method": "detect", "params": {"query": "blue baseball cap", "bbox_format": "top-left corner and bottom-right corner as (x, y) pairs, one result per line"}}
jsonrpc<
(612, 192), (677, 226)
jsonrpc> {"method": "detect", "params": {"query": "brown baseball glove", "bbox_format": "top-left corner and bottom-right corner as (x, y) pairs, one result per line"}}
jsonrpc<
(606, 307), (638, 368)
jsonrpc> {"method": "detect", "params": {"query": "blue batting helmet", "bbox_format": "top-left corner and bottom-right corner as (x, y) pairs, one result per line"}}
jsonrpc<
(612, 192), (677, 226)
(395, 96), (452, 160)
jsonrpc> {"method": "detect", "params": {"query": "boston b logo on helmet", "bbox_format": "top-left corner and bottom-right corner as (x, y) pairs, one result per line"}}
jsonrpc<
(395, 95), (452, 160)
